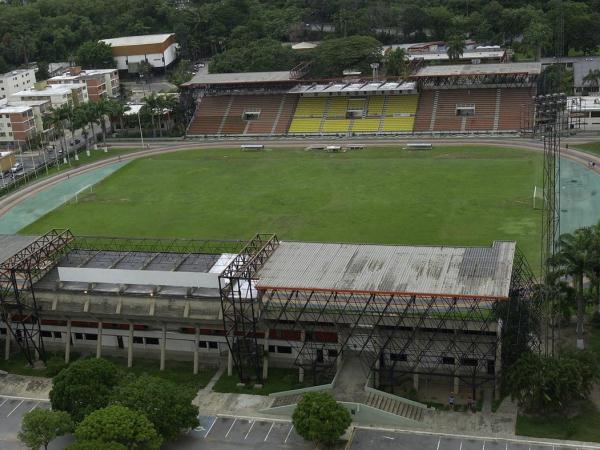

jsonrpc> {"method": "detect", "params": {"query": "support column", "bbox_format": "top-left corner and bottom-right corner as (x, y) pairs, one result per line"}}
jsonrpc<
(262, 329), (269, 381)
(96, 321), (103, 359)
(160, 324), (166, 371)
(64, 320), (72, 364)
(453, 375), (460, 395)
(227, 348), (233, 376)
(299, 366), (305, 383)
(4, 316), (11, 361)
(127, 322), (134, 368)
(413, 373), (419, 391)
(193, 327), (199, 375)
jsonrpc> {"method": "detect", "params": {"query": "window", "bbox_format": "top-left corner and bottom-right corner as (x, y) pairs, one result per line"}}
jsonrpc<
(85, 334), (97, 341)
(145, 337), (159, 345)
(41, 331), (52, 338)
(456, 105), (475, 116)
(74, 333), (83, 340)
(268, 345), (275, 353)
(591, 111), (600, 118)
(198, 341), (208, 348)
(461, 358), (477, 367)
(208, 341), (218, 349)
(243, 111), (260, 121)
(53, 331), (62, 339)
(390, 353), (407, 362)
(133, 336), (144, 344)
(276, 346), (292, 354)
(442, 356), (455, 365)
(327, 349), (338, 358)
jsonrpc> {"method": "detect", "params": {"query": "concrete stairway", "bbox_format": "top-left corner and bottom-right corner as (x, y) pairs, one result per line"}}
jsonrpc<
(365, 390), (425, 422)
(270, 393), (307, 408)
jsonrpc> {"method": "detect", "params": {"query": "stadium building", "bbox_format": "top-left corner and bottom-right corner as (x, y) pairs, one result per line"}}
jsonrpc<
(181, 62), (541, 137)
(0, 230), (538, 410)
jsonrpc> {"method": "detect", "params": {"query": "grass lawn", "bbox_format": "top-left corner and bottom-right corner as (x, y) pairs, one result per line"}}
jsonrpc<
(0, 349), (72, 378)
(21, 146), (543, 268)
(516, 401), (600, 442)
(212, 367), (308, 395)
(574, 141), (600, 157)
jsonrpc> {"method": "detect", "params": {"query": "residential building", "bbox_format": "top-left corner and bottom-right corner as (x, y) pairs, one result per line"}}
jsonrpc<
(541, 56), (600, 95)
(48, 62), (71, 77)
(10, 82), (89, 107)
(568, 96), (600, 131)
(47, 67), (120, 101)
(0, 105), (36, 144)
(0, 69), (36, 100)
(99, 33), (178, 72)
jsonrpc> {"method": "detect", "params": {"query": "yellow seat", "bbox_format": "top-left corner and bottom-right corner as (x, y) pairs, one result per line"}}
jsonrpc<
(322, 119), (351, 133)
(382, 117), (415, 132)
(289, 118), (323, 133)
(352, 118), (381, 132)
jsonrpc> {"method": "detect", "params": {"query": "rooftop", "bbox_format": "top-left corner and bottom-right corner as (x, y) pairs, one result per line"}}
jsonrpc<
(408, 50), (505, 61)
(182, 71), (295, 87)
(100, 33), (175, 47)
(413, 62), (542, 78)
(256, 241), (516, 299)
(0, 105), (31, 113)
(11, 84), (87, 97)
(0, 69), (34, 78)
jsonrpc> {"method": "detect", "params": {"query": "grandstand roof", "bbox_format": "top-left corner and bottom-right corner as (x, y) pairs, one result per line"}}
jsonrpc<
(256, 241), (516, 299)
(0, 235), (39, 265)
(288, 80), (416, 95)
(408, 50), (505, 62)
(413, 62), (542, 78)
(182, 71), (295, 87)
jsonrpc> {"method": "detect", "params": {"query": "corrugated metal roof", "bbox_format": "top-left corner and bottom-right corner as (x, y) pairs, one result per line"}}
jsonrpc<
(414, 62), (541, 77)
(182, 71), (294, 86)
(256, 241), (516, 299)
(100, 33), (174, 47)
(0, 235), (39, 265)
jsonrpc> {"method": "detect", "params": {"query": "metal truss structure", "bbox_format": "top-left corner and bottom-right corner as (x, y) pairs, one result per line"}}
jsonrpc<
(219, 234), (280, 383)
(259, 249), (540, 394)
(0, 229), (74, 364)
(535, 93), (567, 356)
(413, 72), (538, 89)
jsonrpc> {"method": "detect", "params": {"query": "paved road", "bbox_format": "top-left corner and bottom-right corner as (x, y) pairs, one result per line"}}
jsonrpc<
(349, 428), (600, 450)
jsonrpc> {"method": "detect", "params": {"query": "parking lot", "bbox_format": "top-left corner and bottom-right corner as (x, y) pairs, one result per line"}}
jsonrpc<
(0, 395), (53, 449)
(348, 428), (600, 450)
(165, 415), (316, 449)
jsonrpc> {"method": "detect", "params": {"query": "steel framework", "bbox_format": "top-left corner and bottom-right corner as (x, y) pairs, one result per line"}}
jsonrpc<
(259, 248), (540, 394)
(219, 234), (279, 383)
(0, 229), (74, 364)
(413, 72), (539, 89)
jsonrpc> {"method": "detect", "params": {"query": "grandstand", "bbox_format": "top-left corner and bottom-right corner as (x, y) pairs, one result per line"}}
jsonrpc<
(182, 62), (541, 136)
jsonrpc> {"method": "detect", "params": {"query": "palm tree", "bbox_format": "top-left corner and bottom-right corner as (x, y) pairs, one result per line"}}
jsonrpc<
(94, 98), (113, 145)
(583, 69), (600, 94)
(588, 221), (600, 312)
(144, 93), (160, 138)
(107, 100), (129, 133)
(446, 35), (465, 62)
(158, 95), (179, 134)
(550, 227), (595, 349)
(46, 104), (72, 164)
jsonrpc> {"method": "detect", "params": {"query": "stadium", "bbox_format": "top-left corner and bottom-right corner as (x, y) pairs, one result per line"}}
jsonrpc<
(0, 57), (584, 425)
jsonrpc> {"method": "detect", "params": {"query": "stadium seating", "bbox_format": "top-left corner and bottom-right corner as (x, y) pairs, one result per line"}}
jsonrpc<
(498, 88), (535, 131)
(187, 95), (231, 135)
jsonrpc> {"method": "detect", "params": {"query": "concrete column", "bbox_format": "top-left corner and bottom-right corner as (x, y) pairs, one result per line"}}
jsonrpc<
(4, 316), (11, 361)
(227, 348), (233, 376)
(64, 320), (72, 364)
(96, 321), (103, 359)
(298, 366), (305, 383)
(262, 329), (269, 381)
(453, 375), (460, 395)
(413, 373), (419, 391)
(193, 327), (199, 375)
(127, 323), (134, 368)
(160, 324), (166, 371)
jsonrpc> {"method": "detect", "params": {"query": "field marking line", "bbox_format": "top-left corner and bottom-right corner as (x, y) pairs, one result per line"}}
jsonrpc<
(7, 400), (23, 417)
(0, 394), (49, 402)
(264, 422), (275, 442)
(284, 424), (294, 443)
(203, 417), (217, 439)
(225, 418), (237, 438)
(29, 402), (40, 412)
(244, 420), (255, 440)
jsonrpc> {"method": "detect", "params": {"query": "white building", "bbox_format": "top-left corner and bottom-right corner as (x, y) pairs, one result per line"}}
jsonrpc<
(99, 33), (179, 72)
(48, 67), (120, 101)
(0, 69), (36, 100)
(568, 96), (600, 131)
(9, 83), (89, 107)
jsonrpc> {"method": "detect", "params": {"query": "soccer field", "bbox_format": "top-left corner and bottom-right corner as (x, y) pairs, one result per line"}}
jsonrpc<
(21, 146), (543, 268)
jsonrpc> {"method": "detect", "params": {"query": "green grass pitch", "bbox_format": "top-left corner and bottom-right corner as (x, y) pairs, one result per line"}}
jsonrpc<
(21, 145), (543, 268)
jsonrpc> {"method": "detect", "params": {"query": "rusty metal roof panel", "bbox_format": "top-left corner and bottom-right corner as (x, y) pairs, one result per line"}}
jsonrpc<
(256, 241), (516, 299)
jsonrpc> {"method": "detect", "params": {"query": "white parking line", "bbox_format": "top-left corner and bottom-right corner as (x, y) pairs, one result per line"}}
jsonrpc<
(204, 417), (217, 439)
(0, 399), (7, 409)
(7, 400), (24, 417)
(284, 424), (294, 443)
(225, 418), (237, 438)
(0, 394), (48, 402)
(244, 420), (255, 440)
(264, 422), (275, 442)
(436, 437), (440, 450)
(29, 401), (40, 412)
(459, 442), (463, 450)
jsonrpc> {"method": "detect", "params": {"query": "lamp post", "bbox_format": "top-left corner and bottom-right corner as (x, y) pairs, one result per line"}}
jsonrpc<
(137, 108), (145, 149)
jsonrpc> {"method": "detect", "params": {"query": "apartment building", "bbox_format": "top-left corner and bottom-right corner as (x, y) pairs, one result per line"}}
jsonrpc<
(0, 106), (36, 144)
(0, 69), (36, 100)
(10, 83), (89, 107)
(48, 67), (120, 101)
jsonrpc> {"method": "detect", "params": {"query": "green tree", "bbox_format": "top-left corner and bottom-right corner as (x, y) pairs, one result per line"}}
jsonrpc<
(583, 69), (600, 94)
(168, 59), (194, 87)
(385, 48), (408, 78)
(446, 35), (465, 62)
(110, 375), (198, 441)
(75, 405), (162, 450)
(50, 358), (121, 423)
(18, 409), (73, 450)
(292, 392), (351, 446)
(209, 38), (299, 74)
(65, 441), (127, 450)
(308, 35), (382, 78)
(75, 41), (114, 69)
(523, 18), (552, 61)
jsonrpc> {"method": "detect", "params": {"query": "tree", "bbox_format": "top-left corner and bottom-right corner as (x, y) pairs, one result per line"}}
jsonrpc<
(523, 18), (552, 60)
(209, 38), (299, 74)
(18, 409), (73, 450)
(385, 48), (408, 78)
(308, 35), (382, 78)
(75, 41), (114, 69)
(506, 351), (600, 413)
(65, 441), (127, 450)
(50, 358), (121, 423)
(292, 392), (351, 446)
(550, 227), (595, 349)
(167, 59), (194, 87)
(75, 405), (162, 450)
(110, 375), (198, 441)
(583, 69), (600, 94)
(446, 35), (465, 62)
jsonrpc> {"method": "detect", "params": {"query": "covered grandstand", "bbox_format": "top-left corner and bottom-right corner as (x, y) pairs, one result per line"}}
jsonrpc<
(182, 62), (541, 137)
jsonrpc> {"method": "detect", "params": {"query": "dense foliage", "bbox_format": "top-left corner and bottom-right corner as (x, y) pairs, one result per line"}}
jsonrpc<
(65, 441), (128, 450)
(74, 405), (162, 450)
(110, 375), (199, 441)
(18, 409), (73, 450)
(292, 392), (351, 446)
(49, 358), (121, 423)
(1, 0), (600, 74)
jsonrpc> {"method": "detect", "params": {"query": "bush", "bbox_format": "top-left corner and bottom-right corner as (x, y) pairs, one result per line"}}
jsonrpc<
(292, 392), (351, 446)
(18, 409), (73, 450)
(65, 440), (127, 450)
(590, 311), (600, 329)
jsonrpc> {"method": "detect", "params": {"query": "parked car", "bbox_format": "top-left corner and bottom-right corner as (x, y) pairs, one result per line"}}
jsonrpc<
(10, 163), (23, 173)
